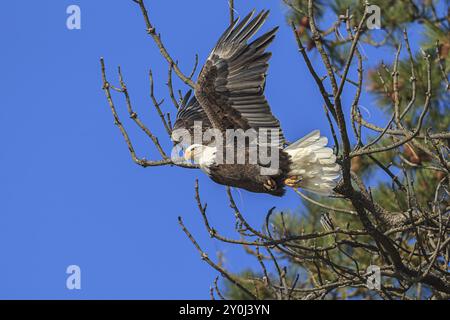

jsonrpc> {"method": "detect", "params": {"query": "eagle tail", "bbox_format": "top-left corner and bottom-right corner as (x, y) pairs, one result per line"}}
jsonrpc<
(284, 130), (340, 195)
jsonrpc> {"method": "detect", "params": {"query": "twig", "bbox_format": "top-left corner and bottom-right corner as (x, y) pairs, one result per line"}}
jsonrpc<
(132, 0), (195, 87)
(178, 216), (258, 299)
(100, 58), (197, 169)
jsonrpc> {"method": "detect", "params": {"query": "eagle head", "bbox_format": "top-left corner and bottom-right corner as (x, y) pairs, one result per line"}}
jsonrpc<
(184, 144), (217, 169)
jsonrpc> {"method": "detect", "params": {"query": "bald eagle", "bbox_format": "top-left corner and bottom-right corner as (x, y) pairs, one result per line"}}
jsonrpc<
(172, 10), (340, 197)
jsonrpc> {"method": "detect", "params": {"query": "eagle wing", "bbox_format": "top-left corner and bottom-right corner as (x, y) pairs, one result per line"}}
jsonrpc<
(172, 90), (211, 133)
(194, 10), (285, 147)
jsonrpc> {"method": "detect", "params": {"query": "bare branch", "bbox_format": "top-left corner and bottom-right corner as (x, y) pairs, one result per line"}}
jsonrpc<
(132, 0), (195, 87)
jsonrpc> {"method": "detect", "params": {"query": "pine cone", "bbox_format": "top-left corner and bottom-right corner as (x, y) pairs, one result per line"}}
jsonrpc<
(351, 156), (363, 173)
(403, 143), (431, 165)
(299, 16), (310, 28)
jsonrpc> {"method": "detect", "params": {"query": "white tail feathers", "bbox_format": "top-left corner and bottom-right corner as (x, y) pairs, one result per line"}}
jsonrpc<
(284, 130), (341, 195)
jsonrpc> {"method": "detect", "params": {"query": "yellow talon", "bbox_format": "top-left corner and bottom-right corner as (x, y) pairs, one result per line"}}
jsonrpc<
(284, 176), (302, 188)
(263, 178), (277, 191)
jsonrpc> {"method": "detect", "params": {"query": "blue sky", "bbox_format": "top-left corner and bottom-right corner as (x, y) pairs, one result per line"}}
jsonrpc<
(0, 0), (404, 299)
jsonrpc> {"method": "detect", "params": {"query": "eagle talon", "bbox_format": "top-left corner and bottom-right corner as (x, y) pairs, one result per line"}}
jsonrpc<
(263, 178), (277, 191)
(284, 176), (302, 188)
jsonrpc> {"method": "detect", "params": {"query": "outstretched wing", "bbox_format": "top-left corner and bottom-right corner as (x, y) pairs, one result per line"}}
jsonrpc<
(195, 10), (285, 146)
(172, 90), (211, 134)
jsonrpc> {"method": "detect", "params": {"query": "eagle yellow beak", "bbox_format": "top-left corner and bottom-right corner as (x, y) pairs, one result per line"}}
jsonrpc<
(184, 149), (193, 161)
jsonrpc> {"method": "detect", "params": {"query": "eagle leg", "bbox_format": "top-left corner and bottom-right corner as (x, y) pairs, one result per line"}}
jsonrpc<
(263, 178), (277, 191)
(284, 176), (302, 188)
